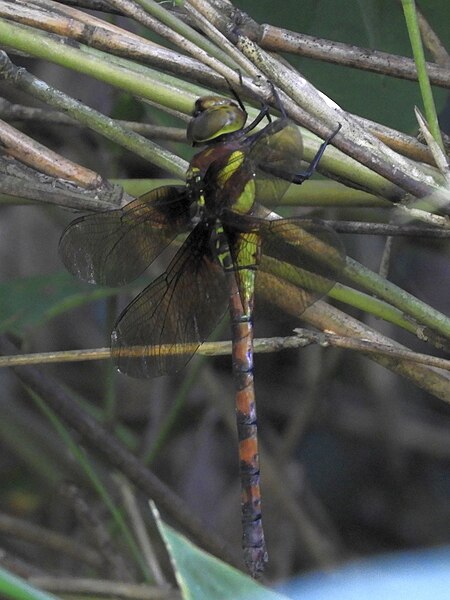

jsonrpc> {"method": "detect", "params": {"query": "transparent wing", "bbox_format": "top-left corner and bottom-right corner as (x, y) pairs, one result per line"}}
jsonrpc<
(59, 185), (191, 286)
(258, 217), (345, 313)
(222, 211), (345, 314)
(111, 222), (229, 378)
(251, 119), (304, 205)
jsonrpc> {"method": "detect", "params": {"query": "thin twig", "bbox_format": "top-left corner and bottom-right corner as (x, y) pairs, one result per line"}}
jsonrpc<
(0, 331), (449, 371)
(326, 221), (450, 237)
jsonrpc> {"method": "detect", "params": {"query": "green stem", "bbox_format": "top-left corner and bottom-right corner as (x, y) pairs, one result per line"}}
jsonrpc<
(344, 257), (450, 338)
(118, 178), (388, 208)
(0, 18), (203, 112)
(0, 49), (188, 178)
(329, 283), (418, 333)
(134, 0), (237, 69)
(401, 0), (444, 149)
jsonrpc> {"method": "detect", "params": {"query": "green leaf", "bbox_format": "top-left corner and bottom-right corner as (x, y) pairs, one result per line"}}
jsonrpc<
(0, 271), (118, 335)
(152, 505), (289, 600)
(0, 566), (60, 600)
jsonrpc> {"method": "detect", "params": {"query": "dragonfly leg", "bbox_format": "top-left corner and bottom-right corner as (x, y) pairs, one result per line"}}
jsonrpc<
(224, 75), (273, 137)
(266, 80), (342, 183)
(267, 81), (288, 120)
(291, 123), (342, 184)
(241, 102), (272, 135)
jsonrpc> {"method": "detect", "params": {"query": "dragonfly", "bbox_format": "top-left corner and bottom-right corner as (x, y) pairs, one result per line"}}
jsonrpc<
(59, 87), (345, 577)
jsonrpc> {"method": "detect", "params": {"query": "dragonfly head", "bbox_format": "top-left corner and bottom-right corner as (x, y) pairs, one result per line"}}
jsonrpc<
(187, 96), (247, 146)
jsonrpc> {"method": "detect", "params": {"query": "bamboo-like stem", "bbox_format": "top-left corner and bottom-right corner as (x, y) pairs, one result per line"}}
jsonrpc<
(0, 117), (104, 187)
(0, 50), (188, 179)
(0, 98), (187, 141)
(257, 27), (450, 89)
(2, 0), (226, 89)
(0, 18), (197, 116)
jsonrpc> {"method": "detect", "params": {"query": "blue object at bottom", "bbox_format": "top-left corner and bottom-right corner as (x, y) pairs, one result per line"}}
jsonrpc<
(277, 547), (450, 600)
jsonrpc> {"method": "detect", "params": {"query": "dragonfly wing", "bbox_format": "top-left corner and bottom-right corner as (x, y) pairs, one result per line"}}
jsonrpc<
(59, 185), (191, 286)
(111, 222), (229, 378)
(258, 218), (345, 313)
(251, 120), (304, 206)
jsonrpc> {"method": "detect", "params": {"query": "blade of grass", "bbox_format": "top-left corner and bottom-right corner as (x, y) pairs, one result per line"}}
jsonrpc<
(401, 0), (444, 150)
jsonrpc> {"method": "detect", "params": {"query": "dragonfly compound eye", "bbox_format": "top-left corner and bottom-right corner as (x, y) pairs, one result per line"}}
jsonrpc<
(187, 96), (247, 145)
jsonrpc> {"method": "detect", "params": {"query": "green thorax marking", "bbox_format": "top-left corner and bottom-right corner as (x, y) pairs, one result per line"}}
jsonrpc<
(214, 150), (256, 215)
(212, 222), (260, 317)
(187, 142), (257, 218)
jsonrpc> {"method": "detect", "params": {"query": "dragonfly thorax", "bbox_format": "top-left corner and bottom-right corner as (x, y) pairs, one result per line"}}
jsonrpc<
(187, 139), (258, 225)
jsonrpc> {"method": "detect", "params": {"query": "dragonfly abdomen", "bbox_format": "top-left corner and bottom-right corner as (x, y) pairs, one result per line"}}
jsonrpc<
(227, 269), (267, 577)
(216, 221), (266, 575)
